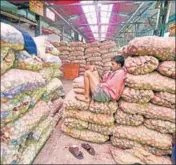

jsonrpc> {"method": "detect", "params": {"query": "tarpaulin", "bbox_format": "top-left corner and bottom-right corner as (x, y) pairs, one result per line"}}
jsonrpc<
(17, 28), (37, 56)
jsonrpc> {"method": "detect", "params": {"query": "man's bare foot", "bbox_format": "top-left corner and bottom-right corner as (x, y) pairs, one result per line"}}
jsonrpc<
(75, 95), (90, 103)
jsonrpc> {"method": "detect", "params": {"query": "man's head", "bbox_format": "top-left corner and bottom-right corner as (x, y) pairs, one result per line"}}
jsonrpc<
(111, 55), (125, 71)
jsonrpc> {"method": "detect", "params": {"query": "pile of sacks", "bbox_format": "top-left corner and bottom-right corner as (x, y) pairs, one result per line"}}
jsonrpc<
(70, 42), (86, 76)
(61, 76), (117, 143)
(53, 41), (71, 64)
(48, 41), (119, 78)
(100, 41), (117, 75)
(110, 36), (175, 164)
(1, 22), (65, 164)
(51, 41), (86, 77)
(85, 42), (104, 76)
(85, 41), (118, 77)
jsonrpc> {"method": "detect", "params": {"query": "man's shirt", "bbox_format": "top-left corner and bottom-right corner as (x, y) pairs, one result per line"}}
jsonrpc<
(100, 67), (127, 101)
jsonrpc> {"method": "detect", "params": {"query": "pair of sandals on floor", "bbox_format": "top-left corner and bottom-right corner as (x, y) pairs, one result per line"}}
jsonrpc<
(69, 143), (95, 159)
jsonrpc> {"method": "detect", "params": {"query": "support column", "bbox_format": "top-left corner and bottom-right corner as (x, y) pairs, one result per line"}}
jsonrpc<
(155, 0), (170, 36)
(74, 31), (79, 41)
(35, 15), (41, 36)
(61, 26), (64, 41)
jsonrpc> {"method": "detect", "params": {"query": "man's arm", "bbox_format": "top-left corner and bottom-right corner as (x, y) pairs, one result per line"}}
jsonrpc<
(103, 69), (126, 101)
(101, 72), (110, 83)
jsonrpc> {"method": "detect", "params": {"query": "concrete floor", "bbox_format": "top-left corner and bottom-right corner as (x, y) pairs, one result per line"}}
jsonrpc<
(33, 79), (116, 164)
(60, 79), (73, 94)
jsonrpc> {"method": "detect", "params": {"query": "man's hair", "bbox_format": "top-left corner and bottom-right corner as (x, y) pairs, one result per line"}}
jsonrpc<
(111, 55), (125, 67)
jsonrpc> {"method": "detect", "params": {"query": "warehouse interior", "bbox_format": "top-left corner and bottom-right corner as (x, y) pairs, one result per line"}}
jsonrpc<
(1, 0), (176, 164)
(2, 1), (175, 42)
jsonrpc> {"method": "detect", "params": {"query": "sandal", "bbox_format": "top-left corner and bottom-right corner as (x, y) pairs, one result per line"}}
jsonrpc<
(69, 146), (84, 159)
(81, 143), (95, 156)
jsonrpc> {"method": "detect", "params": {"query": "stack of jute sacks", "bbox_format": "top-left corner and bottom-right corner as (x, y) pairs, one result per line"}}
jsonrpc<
(110, 36), (175, 164)
(70, 42), (86, 76)
(34, 36), (65, 101)
(99, 41), (117, 75)
(1, 22), (64, 164)
(61, 76), (117, 143)
(85, 41), (104, 76)
(54, 41), (71, 64)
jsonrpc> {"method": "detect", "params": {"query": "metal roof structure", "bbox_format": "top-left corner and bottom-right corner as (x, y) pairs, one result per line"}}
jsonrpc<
(47, 1), (144, 42)
(7, 0), (159, 43)
(46, 1), (160, 43)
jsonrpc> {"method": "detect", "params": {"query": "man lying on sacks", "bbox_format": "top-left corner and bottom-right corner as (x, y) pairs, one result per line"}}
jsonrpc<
(76, 56), (127, 103)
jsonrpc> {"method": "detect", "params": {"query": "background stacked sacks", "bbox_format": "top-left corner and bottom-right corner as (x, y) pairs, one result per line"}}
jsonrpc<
(99, 41), (117, 75)
(85, 41), (104, 77)
(37, 37), (65, 101)
(110, 36), (175, 164)
(61, 76), (117, 143)
(34, 36), (62, 70)
(55, 41), (71, 64)
(1, 22), (64, 164)
(70, 42), (86, 76)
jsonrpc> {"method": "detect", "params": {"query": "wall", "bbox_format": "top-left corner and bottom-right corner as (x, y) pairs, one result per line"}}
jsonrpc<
(11, 22), (35, 37)
(47, 34), (60, 42)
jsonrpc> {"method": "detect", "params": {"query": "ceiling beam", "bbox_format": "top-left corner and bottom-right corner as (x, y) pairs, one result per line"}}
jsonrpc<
(57, 7), (88, 39)
(82, 31), (112, 35)
(48, 1), (134, 7)
(45, 2), (87, 39)
(67, 11), (131, 21)
(77, 22), (144, 26)
(94, 1), (101, 39)
(78, 23), (117, 26)
(115, 1), (154, 37)
(45, 2), (79, 33)
(117, 2), (145, 34)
